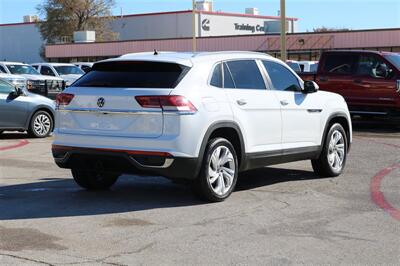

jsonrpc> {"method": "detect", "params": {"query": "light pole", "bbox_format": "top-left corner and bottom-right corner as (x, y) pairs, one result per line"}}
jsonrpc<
(280, 0), (287, 61)
(192, 0), (197, 52)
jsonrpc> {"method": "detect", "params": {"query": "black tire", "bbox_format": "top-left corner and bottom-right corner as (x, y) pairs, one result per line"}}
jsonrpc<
(28, 110), (53, 138)
(312, 123), (348, 177)
(71, 168), (120, 190)
(193, 138), (239, 202)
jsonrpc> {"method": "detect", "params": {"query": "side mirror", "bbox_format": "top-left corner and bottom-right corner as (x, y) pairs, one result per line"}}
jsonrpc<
(12, 87), (24, 96)
(303, 80), (319, 94)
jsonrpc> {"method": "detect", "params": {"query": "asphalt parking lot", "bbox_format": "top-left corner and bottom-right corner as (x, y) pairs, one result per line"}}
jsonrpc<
(0, 120), (399, 265)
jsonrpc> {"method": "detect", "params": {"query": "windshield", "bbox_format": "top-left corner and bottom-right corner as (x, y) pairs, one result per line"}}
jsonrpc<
(384, 54), (400, 70)
(54, 65), (85, 75)
(7, 64), (40, 75)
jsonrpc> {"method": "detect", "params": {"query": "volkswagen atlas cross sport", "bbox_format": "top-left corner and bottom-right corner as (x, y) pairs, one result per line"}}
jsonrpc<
(52, 51), (352, 202)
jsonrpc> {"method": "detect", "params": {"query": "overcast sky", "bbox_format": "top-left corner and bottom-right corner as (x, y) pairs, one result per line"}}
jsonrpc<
(0, 0), (399, 32)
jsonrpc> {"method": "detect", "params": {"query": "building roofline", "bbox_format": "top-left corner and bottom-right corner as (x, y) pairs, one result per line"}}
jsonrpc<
(120, 10), (299, 21)
(0, 9), (299, 27)
(45, 27), (400, 47)
(0, 21), (37, 27)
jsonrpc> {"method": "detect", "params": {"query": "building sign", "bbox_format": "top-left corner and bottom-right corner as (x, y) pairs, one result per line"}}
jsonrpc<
(202, 19), (210, 31)
(234, 23), (266, 33)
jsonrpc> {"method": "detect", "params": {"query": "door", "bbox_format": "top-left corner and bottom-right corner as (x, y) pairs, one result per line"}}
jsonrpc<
(316, 53), (358, 103)
(0, 80), (29, 129)
(262, 60), (322, 149)
(352, 54), (399, 113)
(221, 60), (282, 154)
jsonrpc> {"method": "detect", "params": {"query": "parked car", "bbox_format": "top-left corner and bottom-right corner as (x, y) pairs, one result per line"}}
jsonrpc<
(31, 63), (85, 87)
(0, 61), (65, 99)
(52, 51), (352, 202)
(286, 60), (302, 73)
(0, 72), (27, 89)
(298, 61), (319, 72)
(74, 62), (93, 73)
(298, 50), (400, 118)
(0, 78), (55, 137)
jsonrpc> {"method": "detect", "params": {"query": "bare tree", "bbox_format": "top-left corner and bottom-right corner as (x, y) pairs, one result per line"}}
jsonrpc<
(313, 26), (350, 32)
(37, 0), (118, 44)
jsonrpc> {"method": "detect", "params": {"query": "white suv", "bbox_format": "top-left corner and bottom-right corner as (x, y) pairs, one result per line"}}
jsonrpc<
(52, 52), (352, 202)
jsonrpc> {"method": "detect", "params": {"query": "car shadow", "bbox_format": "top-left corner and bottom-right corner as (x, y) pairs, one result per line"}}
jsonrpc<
(0, 167), (319, 220)
(236, 167), (322, 191)
(0, 132), (34, 140)
(352, 117), (400, 134)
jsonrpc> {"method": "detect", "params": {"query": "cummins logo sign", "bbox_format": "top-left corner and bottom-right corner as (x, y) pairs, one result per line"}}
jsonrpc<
(202, 19), (210, 31)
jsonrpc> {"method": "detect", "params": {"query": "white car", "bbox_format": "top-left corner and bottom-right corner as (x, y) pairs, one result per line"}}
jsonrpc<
(31, 63), (85, 87)
(52, 51), (352, 202)
(298, 60), (319, 72)
(0, 72), (26, 88)
(74, 62), (93, 73)
(0, 62), (64, 99)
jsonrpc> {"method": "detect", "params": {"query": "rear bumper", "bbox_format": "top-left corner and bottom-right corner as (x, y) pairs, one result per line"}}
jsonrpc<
(52, 145), (200, 180)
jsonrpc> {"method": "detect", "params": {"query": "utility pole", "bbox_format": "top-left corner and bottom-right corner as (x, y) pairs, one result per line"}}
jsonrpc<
(280, 0), (287, 61)
(192, 0), (197, 52)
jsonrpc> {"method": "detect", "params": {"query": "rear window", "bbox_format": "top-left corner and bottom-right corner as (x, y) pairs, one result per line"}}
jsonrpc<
(322, 53), (358, 74)
(73, 61), (190, 88)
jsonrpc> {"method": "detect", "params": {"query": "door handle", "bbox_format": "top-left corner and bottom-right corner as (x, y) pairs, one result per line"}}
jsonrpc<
(280, 100), (289, 106)
(236, 99), (247, 106)
(354, 79), (363, 84)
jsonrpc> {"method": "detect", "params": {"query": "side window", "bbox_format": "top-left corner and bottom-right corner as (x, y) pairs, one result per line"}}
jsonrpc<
(223, 62), (235, 88)
(322, 54), (357, 75)
(263, 61), (301, 91)
(40, 66), (55, 76)
(210, 63), (222, 88)
(0, 65), (7, 73)
(225, 60), (266, 90)
(31, 65), (39, 70)
(81, 65), (91, 73)
(0, 80), (15, 94)
(357, 55), (391, 79)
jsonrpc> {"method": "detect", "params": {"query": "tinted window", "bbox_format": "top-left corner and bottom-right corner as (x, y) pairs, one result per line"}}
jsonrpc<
(0, 79), (14, 94)
(81, 65), (91, 73)
(225, 60), (266, 90)
(210, 63), (222, 88)
(310, 63), (318, 72)
(223, 63), (235, 88)
(7, 64), (39, 75)
(322, 54), (357, 74)
(40, 66), (55, 76)
(263, 61), (301, 91)
(357, 55), (390, 78)
(0, 65), (7, 73)
(74, 61), (190, 88)
(54, 65), (84, 75)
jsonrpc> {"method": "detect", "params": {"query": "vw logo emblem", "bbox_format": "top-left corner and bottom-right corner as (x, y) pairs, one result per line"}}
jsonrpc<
(97, 97), (105, 108)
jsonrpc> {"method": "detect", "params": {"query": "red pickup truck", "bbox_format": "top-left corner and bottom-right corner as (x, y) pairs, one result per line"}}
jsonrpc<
(299, 50), (400, 118)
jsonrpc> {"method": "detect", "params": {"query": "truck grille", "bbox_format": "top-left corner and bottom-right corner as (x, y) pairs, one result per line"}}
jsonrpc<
(28, 80), (66, 99)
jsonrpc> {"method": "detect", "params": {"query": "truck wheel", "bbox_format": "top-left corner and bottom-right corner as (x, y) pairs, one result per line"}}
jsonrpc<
(71, 168), (120, 190)
(194, 138), (238, 202)
(312, 123), (348, 177)
(28, 110), (53, 138)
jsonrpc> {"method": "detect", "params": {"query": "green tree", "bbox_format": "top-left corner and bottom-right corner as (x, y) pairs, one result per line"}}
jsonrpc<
(37, 0), (118, 44)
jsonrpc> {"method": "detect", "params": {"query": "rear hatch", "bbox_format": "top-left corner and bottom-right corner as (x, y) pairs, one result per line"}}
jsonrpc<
(57, 60), (190, 138)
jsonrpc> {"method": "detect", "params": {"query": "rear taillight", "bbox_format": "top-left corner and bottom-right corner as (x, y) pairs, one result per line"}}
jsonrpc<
(56, 93), (75, 108)
(135, 95), (197, 113)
